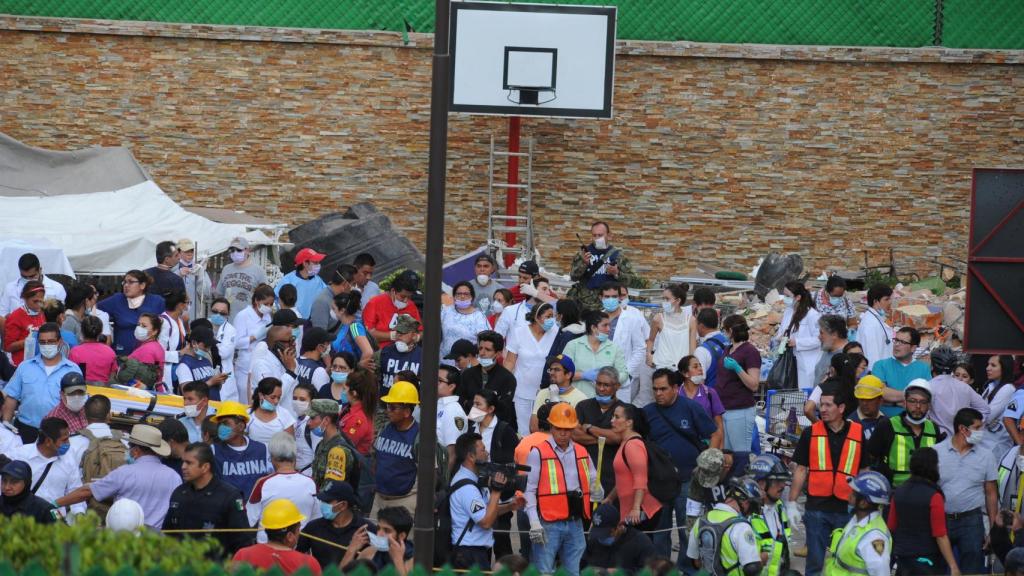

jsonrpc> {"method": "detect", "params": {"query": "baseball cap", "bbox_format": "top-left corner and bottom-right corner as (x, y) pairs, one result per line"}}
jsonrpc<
(394, 314), (421, 334)
(695, 448), (725, 488)
(444, 339), (477, 360)
(295, 247), (327, 266)
(547, 354), (575, 375)
(60, 372), (87, 394)
(309, 399), (340, 418)
(229, 237), (249, 250)
(475, 254), (497, 267)
(316, 480), (360, 507)
(589, 503), (620, 543)
(177, 238), (195, 252)
(0, 460), (32, 482)
(518, 260), (539, 276)
(854, 375), (884, 400)
(272, 309), (301, 327)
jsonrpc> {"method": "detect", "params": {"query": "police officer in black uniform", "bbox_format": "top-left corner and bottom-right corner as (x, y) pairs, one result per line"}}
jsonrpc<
(163, 442), (253, 557)
(0, 460), (58, 524)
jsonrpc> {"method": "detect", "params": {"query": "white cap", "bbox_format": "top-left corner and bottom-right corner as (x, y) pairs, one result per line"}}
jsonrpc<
(905, 378), (932, 397)
(106, 498), (145, 532)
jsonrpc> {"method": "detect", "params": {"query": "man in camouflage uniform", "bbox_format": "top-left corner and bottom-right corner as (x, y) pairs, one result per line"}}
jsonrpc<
(309, 399), (359, 491)
(567, 221), (636, 312)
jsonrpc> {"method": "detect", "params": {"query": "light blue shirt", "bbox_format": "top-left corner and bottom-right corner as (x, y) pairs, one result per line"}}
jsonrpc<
(181, 416), (202, 444)
(450, 465), (493, 547)
(275, 270), (328, 318)
(872, 357), (932, 417)
(4, 356), (81, 428)
(90, 454), (183, 529)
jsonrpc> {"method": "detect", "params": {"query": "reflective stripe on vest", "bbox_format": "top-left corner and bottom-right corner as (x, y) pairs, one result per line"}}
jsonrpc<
(534, 441), (592, 522)
(826, 513), (891, 576)
(808, 420), (863, 500)
(887, 415), (938, 486)
(749, 501), (791, 576)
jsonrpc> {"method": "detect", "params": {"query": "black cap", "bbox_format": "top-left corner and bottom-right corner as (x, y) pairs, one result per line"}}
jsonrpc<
(392, 269), (421, 293)
(316, 480), (359, 507)
(0, 460), (32, 482)
(60, 372), (86, 391)
(518, 260), (539, 276)
(444, 339), (477, 360)
(271, 309), (301, 327)
(589, 503), (620, 542)
(189, 326), (217, 348)
(302, 327), (331, 351)
(474, 254), (497, 267)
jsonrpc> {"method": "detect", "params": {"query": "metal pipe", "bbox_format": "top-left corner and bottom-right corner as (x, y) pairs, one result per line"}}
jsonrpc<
(504, 116), (522, 267)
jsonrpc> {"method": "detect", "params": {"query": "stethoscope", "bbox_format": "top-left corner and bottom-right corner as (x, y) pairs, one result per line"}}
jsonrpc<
(867, 308), (891, 345)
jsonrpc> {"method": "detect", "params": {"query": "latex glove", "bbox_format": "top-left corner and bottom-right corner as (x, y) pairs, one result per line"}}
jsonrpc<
(785, 501), (802, 527)
(591, 483), (605, 502)
(520, 282), (538, 298)
(582, 368), (599, 381)
(529, 519), (547, 545)
(724, 357), (744, 375)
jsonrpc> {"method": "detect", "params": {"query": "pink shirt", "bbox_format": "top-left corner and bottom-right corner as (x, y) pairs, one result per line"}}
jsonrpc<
(69, 342), (119, 383)
(129, 340), (165, 376)
(613, 436), (663, 523)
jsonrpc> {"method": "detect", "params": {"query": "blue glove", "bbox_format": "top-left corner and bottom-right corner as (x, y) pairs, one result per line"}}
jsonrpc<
(582, 368), (599, 381)
(724, 357), (743, 375)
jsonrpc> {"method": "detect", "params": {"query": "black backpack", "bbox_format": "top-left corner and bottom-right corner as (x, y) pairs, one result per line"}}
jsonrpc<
(623, 437), (683, 504)
(433, 477), (479, 566)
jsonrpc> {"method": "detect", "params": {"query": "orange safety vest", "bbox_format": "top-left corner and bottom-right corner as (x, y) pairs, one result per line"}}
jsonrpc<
(534, 441), (592, 522)
(808, 420), (863, 501)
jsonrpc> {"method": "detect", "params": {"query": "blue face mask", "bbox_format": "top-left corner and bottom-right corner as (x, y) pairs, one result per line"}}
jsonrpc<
(601, 297), (621, 313)
(524, 302), (534, 312)
(217, 424), (234, 442)
(331, 371), (349, 384)
(57, 442), (71, 457)
(597, 332), (610, 343)
(209, 313), (227, 326)
(558, 386), (570, 395)
(195, 349), (209, 361)
(319, 501), (338, 521)
(595, 394), (614, 405)
(829, 295), (844, 306)
(260, 399), (276, 412)
(311, 424), (325, 438)
(339, 390), (349, 405)
(479, 357), (496, 368)
(542, 318), (555, 331)
(292, 328), (302, 340)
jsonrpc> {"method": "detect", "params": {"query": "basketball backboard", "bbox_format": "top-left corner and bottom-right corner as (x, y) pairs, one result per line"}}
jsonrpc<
(449, 1), (617, 119)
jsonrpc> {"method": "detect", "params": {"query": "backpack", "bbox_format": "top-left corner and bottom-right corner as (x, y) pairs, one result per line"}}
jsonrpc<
(623, 437), (682, 504)
(79, 429), (127, 517)
(697, 515), (744, 576)
(701, 334), (729, 388)
(433, 477), (479, 566)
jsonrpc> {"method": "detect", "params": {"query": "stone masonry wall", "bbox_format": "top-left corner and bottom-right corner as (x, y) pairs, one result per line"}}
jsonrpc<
(2, 16), (1023, 281)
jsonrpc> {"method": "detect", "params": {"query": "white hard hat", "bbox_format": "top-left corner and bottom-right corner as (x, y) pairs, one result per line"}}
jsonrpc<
(106, 498), (145, 532)
(905, 378), (932, 398)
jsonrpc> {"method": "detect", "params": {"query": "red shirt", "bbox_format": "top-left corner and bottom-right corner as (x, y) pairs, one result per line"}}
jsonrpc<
(361, 293), (421, 348)
(340, 401), (373, 455)
(45, 402), (88, 434)
(232, 544), (322, 575)
(3, 308), (45, 365)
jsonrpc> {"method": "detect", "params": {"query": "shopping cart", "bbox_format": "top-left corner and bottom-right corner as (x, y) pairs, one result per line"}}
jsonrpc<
(762, 388), (812, 453)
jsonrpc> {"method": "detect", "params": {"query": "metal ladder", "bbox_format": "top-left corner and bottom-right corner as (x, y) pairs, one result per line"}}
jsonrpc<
(487, 134), (534, 260)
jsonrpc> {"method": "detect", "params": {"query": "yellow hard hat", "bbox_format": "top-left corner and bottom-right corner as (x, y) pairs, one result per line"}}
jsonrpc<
(547, 402), (579, 429)
(261, 498), (306, 530)
(380, 381), (420, 405)
(854, 375), (885, 400)
(211, 400), (250, 423)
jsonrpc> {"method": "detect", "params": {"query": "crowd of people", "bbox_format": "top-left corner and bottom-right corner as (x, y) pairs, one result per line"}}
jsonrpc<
(1, 223), (1024, 576)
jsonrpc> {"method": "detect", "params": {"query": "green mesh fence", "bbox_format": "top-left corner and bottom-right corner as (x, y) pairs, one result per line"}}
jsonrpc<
(1, 0), (1023, 49)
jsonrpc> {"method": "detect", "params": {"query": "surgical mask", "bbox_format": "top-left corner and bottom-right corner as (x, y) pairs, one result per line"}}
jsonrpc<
(393, 298), (408, 310)
(183, 404), (201, 418)
(293, 400), (310, 417)
(209, 313), (227, 326)
(395, 341), (411, 353)
(25, 307), (40, 317)
(310, 264), (322, 275)
(876, 308), (887, 318)
(469, 407), (488, 423)
(620, 298), (629, 310)
(331, 371), (349, 384)
(195, 349), (209, 361)
(829, 295), (844, 306)
(597, 332), (610, 343)
(476, 274), (491, 286)
(558, 386), (571, 395)
(594, 237), (608, 250)
(319, 501), (338, 521)
(66, 395), (88, 412)
(57, 442), (71, 457)
(542, 318), (556, 331)
(217, 424), (234, 442)
(312, 424), (325, 438)
(368, 532), (391, 552)
(260, 399), (277, 412)
(662, 301), (675, 314)
(339, 390), (349, 405)
(967, 429), (984, 445)
(292, 328), (301, 340)
(905, 413), (928, 425)
(230, 251), (246, 264)
(691, 374), (706, 386)
(782, 296), (794, 308)
(454, 299), (472, 310)
(490, 301), (504, 314)
(39, 344), (59, 359)
(133, 326), (150, 341)
(524, 302), (534, 312)
(595, 394), (614, 405)
(258, 304), (272, 316)
(601, 297), (621, 313)
(479, 357), (495, 368)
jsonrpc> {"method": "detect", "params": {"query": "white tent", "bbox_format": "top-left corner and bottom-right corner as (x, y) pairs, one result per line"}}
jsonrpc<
(0, 133), (273, 275)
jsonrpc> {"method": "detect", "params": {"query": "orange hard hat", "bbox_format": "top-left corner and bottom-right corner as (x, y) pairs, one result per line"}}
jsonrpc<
(547, 402), (579, 429)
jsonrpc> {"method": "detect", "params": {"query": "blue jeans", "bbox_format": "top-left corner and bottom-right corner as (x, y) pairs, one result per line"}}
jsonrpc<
(653, 481), (692, 571)
(804, 508), (851, 576)
(533, 519), (586, 576)
(947, 513), (986, 575)
(723, 407), (755, 451)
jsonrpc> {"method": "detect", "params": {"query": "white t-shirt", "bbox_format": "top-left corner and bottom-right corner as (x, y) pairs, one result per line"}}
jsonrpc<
(437, 396), (469, 448)
(507, 323), (558, 401)
(246, 408), (297, 445)
(294, 417), (321, 476)
(246, 471), (321, 542)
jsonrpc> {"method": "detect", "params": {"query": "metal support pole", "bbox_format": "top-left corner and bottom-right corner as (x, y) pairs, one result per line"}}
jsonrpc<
(933, 0), (944, 46)
(504, 116), (522, 267)
(412, 0), (450, 568)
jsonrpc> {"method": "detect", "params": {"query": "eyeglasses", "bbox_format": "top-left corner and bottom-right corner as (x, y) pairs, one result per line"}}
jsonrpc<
(893, 338), (913, 346)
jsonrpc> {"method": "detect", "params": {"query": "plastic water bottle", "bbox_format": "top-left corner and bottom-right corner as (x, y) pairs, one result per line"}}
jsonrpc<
(786, 407), (798, 436)
(23, 326), (37, 359)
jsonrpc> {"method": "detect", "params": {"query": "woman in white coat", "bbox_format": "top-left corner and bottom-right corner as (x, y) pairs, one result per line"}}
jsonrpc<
(774, 281), (823, 389)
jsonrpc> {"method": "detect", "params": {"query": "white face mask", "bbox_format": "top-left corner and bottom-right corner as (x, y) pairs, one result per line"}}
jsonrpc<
(490, 301), (505, 314)
(258, 304), (273, 316)
(183, 404), (201, 418)
(66, 395), (88, 412)
(395, 340), (411, 353)
(230, 251), (246, 264)
(134, 326), (150, 341)
(368, 532), (391, 552)
(594, 236), (608, 250)
(39, 344), (60, 359)
(476, 274), (491, 286)
(691, 374), (705, 386)
(293, 400), (310, 417)
(468, 407), (488, 422)
(310, 264), (322, 276)
(479, 357), (496, 368)
(393, 298), (408, 310)
(967, 428), (984, 445)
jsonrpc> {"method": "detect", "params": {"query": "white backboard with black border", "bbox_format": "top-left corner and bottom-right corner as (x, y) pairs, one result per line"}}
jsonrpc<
(449, 1), (617, 119)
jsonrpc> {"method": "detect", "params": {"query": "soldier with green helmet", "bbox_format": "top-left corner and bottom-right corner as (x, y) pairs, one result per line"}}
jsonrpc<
(309, 398), (360, 492)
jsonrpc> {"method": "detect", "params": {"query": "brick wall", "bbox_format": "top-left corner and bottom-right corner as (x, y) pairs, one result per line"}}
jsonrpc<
(2, 16), (1023, 282)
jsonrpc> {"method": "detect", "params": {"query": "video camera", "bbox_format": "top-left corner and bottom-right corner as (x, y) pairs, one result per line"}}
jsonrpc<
(477, 462), (531, 492)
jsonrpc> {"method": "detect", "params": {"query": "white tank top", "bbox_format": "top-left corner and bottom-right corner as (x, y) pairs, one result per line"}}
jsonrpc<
(653, 305), (692, 369)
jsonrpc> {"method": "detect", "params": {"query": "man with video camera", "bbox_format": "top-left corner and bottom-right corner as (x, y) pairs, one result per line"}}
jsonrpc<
(449, 432), (524, 569)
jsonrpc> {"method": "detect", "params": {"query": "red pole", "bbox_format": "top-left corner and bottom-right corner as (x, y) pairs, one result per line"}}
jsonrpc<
(505, 116), (521, 267)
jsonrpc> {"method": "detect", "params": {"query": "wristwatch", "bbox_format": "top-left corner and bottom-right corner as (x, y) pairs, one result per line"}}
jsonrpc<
(584, 424), (594, 436)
